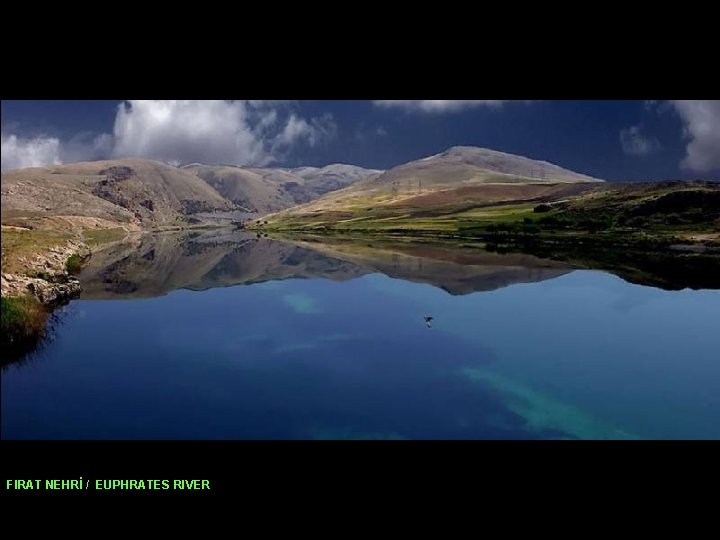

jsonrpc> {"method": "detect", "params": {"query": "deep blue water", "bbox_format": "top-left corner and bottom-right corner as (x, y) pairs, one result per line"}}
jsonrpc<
(2, 240), (719, 440)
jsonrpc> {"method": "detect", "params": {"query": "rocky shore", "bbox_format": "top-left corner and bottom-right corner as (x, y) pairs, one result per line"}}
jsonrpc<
(1, 239), (90, 307)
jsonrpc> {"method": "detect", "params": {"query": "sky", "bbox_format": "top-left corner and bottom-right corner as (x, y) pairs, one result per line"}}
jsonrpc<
(1, 100), (718, 181)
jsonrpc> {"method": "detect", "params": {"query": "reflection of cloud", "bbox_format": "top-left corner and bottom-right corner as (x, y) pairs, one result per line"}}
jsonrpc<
(273, 342), (319, 354)
(282, 293), (323, 314)
(273, 333), (356, 355)
(608, 287), (660, 313)
(462, 368), (639, 440)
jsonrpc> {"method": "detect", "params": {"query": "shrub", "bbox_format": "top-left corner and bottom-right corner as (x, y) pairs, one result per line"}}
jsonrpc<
(66, 254), (82, 274)
(534, 204), (553, 213)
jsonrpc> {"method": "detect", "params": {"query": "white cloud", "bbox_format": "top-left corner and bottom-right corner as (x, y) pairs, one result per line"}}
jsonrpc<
(273, 113), (337, 150)
(620, 125), (660, 156)
(111, 100), (272, 166)
(254, 109), (279, 135)
(1, 133), (61, 171)
(669, 100), (720, 173)
(1, 101), (339, 171)
(108, 100), (337, 167)
(373, 100), (510, 113)
(353, 122), (388, 141)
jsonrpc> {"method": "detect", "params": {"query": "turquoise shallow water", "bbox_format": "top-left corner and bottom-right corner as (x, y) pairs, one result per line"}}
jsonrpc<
(2, 238), (719, 440)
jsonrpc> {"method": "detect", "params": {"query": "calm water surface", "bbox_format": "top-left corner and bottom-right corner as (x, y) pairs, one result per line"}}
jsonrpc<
(2, 232), (718, 439)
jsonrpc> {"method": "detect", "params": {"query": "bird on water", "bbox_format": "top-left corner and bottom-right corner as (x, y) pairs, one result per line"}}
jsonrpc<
(424, 316), (434, 328)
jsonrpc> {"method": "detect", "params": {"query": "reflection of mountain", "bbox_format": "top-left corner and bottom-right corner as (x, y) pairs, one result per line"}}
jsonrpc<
(283, 237), (572, 295)
(79, 231), (573, 300)
(515, 244), (720, 291)
(79, 231), (364, 299)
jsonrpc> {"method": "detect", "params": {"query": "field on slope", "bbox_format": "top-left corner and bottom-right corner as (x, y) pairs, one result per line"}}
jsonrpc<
(256, 146), (603, 230)
(260, 183), (597, 231)
(257, 181), (720, 250)
(252, 147), (719, 251)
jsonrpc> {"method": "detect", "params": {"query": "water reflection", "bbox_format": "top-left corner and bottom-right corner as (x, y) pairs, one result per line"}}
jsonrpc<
(78, 230), (574, 300)
(2, 229), (719, 439)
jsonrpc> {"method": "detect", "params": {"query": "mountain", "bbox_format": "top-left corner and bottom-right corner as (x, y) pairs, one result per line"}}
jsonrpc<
(1, 159), (382, 231)
(180, 164), (285, 214)
(183, 163), (382, 215)
(252, 163), (383, 205)
(256, 146), (604, 229)
(1, 159), (234, 229)
(289, 164), (384, 191)
(377, 146), (602, 188)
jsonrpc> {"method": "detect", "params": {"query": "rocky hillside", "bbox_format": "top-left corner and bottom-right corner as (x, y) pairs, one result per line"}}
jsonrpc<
(256, 146), (604, 228)
(289, 164), (384, 192)
(1, 159), (235, 229)
(183, 163), (382, 215)
(1, 228), (90, 306)
(1, 159), (381, 231)
(181, 164), (282, 214)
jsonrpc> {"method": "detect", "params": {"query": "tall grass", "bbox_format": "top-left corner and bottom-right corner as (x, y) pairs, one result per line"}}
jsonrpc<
(1, 295), (49, 358)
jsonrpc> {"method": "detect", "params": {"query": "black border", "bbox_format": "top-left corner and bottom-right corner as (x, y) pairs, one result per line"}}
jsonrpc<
(1, 15), (717, 100)
(3, 441), (719, 506)
(2, 23), (718, 508)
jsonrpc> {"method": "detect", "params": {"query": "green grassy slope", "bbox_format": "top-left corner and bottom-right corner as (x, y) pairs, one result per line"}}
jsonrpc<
(255, 181), (720, 250)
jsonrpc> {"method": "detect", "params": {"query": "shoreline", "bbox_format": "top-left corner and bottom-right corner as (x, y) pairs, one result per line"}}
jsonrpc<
(1, 221), (242, 360)
(258, 226), (720, 254)
(3, 220), (719, 362)
(1, 237), (90, 361)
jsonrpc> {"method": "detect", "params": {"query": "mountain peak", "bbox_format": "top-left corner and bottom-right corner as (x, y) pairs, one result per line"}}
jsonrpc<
(445, 145), (493, 153)
(400, 146), (603, 184)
